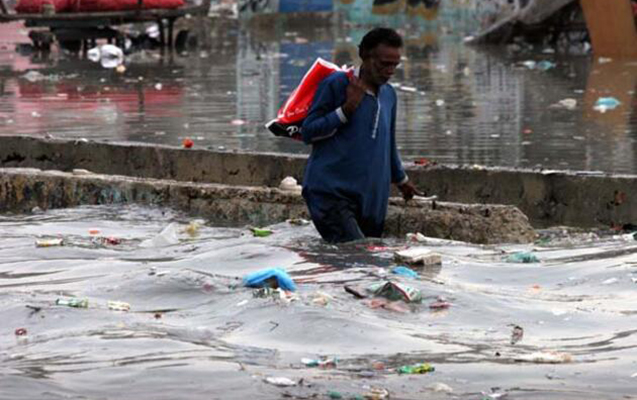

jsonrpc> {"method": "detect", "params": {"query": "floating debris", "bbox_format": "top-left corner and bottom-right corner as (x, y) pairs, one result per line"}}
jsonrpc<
(515, 351), (572, 364)
(594, 97), (621, 112)
(36, 238), (64, 247)
(395, 247), (442, 266)
(510, 325), (524, 345)
(264, 377), (296, 387)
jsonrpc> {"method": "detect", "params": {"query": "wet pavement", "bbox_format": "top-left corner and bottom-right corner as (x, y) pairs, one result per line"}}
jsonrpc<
(0, 205), (636, 399)
(0, 12), (636, 174)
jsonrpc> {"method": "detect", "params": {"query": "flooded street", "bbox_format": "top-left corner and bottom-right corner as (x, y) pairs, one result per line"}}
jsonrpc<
(0, 205), (636, 399)
(0, 9), (636, 174)
(1, 2), (637, 399)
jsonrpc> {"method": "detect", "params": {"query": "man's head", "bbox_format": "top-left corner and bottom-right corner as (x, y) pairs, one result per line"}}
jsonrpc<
(358, 27), (403, 87)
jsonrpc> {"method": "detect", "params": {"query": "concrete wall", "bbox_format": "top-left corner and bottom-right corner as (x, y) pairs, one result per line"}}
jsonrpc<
(1, 136), (635, 229)
(0, 168), (536, 244)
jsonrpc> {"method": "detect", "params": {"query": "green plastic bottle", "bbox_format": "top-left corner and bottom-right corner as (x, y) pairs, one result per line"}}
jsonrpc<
(56, 298), (89, 308)
(398, 362), (435, 374)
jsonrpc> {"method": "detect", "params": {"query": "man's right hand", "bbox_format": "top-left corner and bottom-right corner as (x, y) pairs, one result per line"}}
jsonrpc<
(342, 75), (366, 118)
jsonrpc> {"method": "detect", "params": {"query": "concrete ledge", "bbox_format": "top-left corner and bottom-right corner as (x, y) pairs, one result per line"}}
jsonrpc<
(0, 136), (635, 228)
(0, 168), (536, 244)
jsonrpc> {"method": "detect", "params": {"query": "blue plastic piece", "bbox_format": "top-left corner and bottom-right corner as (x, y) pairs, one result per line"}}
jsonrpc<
(242, 268), (297, 292)
(536, 60), (556, 71)
(391, 266), (419, 279)
(595, 97), (621, 110)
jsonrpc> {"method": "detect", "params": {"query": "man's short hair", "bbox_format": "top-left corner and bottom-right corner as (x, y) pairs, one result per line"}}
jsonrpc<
(358, 27), (403, 60)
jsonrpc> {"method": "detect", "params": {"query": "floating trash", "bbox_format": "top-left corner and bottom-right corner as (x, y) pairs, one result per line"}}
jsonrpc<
(56, 298), (89, 308)
(36, 238), (63, 247)
(264, 377), (296, 387)
(398, 362), (435, 374)
(250, 227), (273, 237)
(506, 251), (539, 263)
(594, 97), (621, 112)
(243, 268), (297, 291)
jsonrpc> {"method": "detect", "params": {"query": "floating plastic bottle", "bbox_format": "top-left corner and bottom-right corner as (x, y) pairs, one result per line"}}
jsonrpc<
(251, 227), (273, 237)
(56, 298), (89, 308)
(301, 357), (337, 368)
(36, 238), (64, 247)
(506, 251), (539, 263)
(108, 301), (131, 311)
(398, 362), (435, 374)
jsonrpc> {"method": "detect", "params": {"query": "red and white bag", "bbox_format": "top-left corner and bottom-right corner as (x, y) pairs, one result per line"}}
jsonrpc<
(266, 57), (352, 141)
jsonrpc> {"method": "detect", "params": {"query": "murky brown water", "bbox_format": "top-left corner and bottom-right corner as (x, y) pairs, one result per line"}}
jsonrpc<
(0, 11), (636, 174)
(0, 205), (636, 399)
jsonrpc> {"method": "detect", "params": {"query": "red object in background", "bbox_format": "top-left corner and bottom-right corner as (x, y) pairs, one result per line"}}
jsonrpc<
(15, 328), (27, 336)
(77, 0), (184, 11)
(18, 80), (184, 120)
(15, 0), (72, 13)
(182, 138), (194, 148)
(103, 237), (121, 245)
(16, 0), (183, 13)
(414, 158), (435, 167)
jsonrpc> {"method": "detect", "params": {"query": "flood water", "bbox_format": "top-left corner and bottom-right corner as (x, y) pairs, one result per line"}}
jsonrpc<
(1, 4), (637, 399)
(0, 205), (636, 399)
(0, 9), (636, 175)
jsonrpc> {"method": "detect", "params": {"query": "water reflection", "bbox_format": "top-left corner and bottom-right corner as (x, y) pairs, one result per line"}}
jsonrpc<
(0, 9), (636, 174)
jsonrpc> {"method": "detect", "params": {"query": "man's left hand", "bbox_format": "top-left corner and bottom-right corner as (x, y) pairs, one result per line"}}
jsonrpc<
(397, 181), (423, 201)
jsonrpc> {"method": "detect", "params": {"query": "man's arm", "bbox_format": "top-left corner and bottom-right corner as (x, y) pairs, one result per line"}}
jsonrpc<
(301, 75), (347, 145)
(301, 74), (366, 145)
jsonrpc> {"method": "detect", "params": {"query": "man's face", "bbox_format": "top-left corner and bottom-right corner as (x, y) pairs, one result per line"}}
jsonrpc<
(364, 43), (401, 86)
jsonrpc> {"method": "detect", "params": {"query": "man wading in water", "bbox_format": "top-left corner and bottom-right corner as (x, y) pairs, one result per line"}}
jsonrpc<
(301, 27), (421, 243)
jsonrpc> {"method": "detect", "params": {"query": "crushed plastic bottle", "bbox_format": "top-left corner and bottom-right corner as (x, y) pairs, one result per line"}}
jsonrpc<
(56, 298), (89, 308)
(398, 362), (435, 374)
